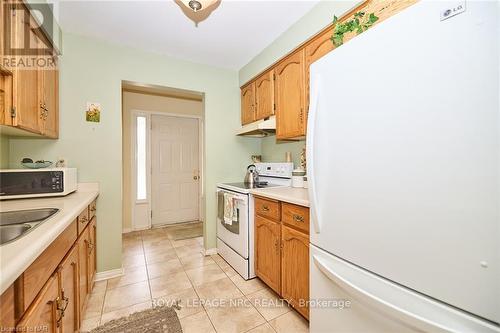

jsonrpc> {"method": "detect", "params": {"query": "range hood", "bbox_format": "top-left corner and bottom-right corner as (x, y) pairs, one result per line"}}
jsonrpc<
(236, 116), (276, 137)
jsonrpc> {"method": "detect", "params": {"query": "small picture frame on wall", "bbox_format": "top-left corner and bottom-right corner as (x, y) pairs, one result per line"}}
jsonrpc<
(86, 102), (101, 123)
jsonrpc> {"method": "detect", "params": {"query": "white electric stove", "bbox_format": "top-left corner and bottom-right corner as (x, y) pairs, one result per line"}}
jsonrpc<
(216, 162), (293, 279)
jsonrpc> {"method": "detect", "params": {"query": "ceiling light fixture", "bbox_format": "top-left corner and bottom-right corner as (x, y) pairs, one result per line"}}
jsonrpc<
(175, 0), (221, 27)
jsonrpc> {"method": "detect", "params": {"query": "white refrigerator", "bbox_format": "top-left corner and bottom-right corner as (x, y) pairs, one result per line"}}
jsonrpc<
(307, 1), (499, 332)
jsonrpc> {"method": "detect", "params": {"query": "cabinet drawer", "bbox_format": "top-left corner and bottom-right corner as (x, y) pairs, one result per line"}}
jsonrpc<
(77, 207), (90, 235)
(22, 220), (77, 311)
(89, 200), (97, 220)
(254, 197), (280, 221)
(282, 203), (309, 235)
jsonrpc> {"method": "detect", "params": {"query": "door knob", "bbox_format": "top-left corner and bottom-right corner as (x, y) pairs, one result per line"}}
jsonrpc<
(193, 176), (198, 180)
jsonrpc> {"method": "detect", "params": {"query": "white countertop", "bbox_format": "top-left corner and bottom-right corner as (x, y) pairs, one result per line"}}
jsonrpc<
(250, 186), (310, 207)
(0, 183), (99, 294)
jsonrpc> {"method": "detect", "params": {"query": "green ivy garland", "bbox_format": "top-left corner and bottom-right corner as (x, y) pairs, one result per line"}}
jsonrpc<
(331, 11), (379, 47)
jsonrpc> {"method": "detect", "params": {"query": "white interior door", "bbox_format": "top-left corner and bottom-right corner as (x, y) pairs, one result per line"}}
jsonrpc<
(151, 115), (199, 225)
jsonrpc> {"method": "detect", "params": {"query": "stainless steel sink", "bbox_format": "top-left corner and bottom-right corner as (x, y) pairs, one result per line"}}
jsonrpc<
(0, 224), (32, 244)
(0, 208), (59, 245)
(0, 208), (59, 226)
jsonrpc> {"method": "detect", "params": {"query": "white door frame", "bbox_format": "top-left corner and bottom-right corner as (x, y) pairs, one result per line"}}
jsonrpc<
(130, 110), (204, 230)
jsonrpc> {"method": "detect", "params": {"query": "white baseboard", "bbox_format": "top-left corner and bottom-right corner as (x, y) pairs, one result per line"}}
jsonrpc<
(123, 226), (150, 234)
(203, 248), (218, 256)
(94, 268), (124, 281)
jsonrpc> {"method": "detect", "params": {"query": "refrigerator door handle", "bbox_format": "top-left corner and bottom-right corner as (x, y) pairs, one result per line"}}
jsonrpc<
(306, 73), (322, 234)
(312, 254), (499, 333)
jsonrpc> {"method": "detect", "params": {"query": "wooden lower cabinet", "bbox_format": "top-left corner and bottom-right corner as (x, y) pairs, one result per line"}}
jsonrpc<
(88, 217), (97, 291)
(22, 221), (77, 311)
(78, 229), (90, 313)
(0, 201), (98, 333)
(58, 246), (79, 333)
(281, 225), (309, 319)
(255, 215), (281, 294)
(255, 198), (310, 319)
(17, 274), (59, 333)
(0, 285), (16, 329)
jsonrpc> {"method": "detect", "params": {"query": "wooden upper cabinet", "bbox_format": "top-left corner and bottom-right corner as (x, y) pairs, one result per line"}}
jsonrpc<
(1, 3), (59, 138)
(241, 81), (255, 125)
(305, 28), (334, 69)
(255, 215), (281, 294)
(305, 27), (334, 113)
(39, 60), (59, 138)
(12, 9), (43, 134)
(254, 69), (274, 121)
(275, 49), (306, 140)
(17, 274), (59, 333)
(281, 225), (309, 319)
(58, 245), (79, 333)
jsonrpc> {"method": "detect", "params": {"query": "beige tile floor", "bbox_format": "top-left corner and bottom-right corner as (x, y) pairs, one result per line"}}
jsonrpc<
(80, 225), (309, 333)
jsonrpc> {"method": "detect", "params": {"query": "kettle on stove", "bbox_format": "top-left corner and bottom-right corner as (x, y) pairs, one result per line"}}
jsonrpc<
(244, 164), (259, 185)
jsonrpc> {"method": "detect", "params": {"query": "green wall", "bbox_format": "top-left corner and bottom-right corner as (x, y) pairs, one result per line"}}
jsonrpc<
(0, 135), (9, 168)
(8, 33), (260, 272)
(260, 136), (305, 169)
(239, 0), (358, 170)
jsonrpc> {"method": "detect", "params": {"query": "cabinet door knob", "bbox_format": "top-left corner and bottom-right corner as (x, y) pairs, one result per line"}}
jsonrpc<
(292, 214), (304, 223)
(262, 205), (270, 212)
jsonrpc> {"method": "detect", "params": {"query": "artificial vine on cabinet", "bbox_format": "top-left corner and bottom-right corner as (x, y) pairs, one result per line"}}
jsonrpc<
(331, 11), (379, 47)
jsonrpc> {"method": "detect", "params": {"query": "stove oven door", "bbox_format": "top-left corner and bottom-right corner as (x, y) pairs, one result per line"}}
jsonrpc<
(216, 188), (249, 259)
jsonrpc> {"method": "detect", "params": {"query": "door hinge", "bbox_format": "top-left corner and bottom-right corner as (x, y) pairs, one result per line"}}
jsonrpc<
(273, 103), (276, 111)
(10, 107), (16, 118)
(273, 73), (276, 80)
(150, 211), (153, 219)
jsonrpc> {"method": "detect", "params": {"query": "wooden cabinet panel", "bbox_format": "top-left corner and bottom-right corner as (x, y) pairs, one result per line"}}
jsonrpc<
(305, 27), (334, 113)
(281, 225), (309, 319)
(255, 215), (281, 294)
(58, 245), (79, 333)
(17, 274), (59, 333)
(275, 50), (306, 139)
(39, 65), (59, 138)
(241, 82), (255, 125)
(255, 69), (274, 121)
(77, 207), (90, 235)
(282, 203), (309, 235)
(12, 7), (43, 134)
(78, 229), (90, 313)
(254, 196), (280, 221)
(1, 2), (59, 138)
(0, 284), (16, 330)
(23, 220), (77, 311)
(0, 69), (13, 127)
(88, 217), (97, 291)
(89, 199), (97, 220)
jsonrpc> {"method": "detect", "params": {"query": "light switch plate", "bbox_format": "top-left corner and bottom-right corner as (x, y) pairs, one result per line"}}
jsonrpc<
(440, 1), (466, 21)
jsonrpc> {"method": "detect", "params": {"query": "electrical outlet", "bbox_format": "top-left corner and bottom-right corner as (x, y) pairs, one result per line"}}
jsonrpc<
(440, 1), (466, 21)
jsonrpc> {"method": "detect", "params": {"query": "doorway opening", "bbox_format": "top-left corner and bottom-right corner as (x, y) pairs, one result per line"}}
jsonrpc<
(121, 81), (205, 243)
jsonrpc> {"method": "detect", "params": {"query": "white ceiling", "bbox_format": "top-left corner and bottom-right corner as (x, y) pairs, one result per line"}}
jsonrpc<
(57, 0), (320, 69)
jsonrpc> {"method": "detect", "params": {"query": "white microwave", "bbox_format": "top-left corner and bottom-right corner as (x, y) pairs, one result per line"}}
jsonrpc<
(0, 168), (77, 200)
